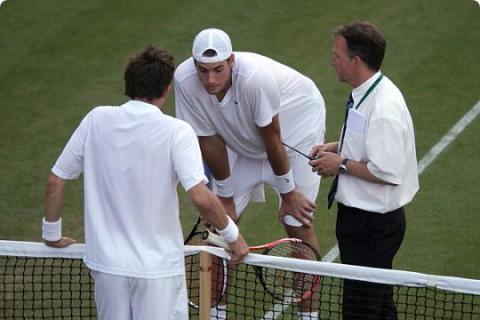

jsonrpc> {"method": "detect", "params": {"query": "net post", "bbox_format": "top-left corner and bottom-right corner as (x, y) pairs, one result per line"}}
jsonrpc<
(199, 251), (212, 320)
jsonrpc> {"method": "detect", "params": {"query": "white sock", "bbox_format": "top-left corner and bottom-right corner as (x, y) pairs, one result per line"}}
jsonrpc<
(210, 304), (227, 320)
(298, 311), (318, 320)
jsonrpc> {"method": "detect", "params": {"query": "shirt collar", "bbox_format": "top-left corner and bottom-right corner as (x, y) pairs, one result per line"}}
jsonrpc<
(351, 71), (381, 104)
(121, 100), (163, 113)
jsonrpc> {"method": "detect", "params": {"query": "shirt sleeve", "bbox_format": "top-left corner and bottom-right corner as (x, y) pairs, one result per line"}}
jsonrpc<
(174, 78), (216, 137)
(244, 68), (281, 128)
(172, 123), (208, 191)
(51, 112), (92, 180)
(365, 114), (408, 185)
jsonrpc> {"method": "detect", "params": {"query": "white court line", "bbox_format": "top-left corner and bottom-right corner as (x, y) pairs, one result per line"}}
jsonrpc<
(417, 100), (480, 174)
(262, 100), (480, 319)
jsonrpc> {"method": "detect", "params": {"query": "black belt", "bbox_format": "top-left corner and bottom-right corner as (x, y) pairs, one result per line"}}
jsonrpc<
(338, 203), (404, 215)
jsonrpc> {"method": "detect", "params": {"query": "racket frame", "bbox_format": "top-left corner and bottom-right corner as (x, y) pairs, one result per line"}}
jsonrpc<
(185, 222), (228, 309)
(202, 230), (321, 302)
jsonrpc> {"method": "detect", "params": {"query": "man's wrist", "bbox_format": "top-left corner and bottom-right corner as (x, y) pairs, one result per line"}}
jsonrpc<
(216, 216), (239, 243)
(275, 169), (295, 194)
(42, 217), (62, 242)
(338, 158), (349, 174)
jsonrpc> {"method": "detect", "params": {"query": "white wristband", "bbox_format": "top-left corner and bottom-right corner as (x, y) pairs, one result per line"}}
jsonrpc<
(275, 169), (295, 194)
(214, 176), (234, 198)
(42, 217), (62, 242)
(216, 216), (239, 243)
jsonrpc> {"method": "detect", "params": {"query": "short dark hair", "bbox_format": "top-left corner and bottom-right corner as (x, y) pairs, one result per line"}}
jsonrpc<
(335, 22), (386, 71)
(124, 46), (174, 100)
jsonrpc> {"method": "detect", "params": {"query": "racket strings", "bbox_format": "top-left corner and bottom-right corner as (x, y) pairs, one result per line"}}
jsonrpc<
(185, 233), (228, 308)
(261, 241), (320, 302)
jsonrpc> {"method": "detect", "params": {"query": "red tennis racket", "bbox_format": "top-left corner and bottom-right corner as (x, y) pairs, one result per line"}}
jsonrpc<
(202, 230), (321, 303)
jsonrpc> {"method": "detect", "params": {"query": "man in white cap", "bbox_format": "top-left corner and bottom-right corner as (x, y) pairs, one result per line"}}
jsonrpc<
(175, 28), (325, 319)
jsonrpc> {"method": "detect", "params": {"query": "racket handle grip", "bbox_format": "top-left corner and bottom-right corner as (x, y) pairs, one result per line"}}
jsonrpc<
(202, 231), (229, 249)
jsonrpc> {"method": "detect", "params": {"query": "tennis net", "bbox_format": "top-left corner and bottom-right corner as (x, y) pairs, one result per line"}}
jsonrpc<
(1, 240), (479, 319)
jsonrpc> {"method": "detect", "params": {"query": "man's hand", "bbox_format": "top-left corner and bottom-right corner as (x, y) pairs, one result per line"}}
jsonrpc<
(279, 190), (316, 227)
(309, 142), (339, 159)
(44, 236), (77, 248)
(226, 234), (249, 264)
(309, 151), (342, 177)
(218, 196), (238, 221)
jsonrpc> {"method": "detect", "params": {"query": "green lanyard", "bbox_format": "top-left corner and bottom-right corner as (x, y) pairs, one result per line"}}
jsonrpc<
(338, 73), (384, 153)
(354, 73), (383, 110)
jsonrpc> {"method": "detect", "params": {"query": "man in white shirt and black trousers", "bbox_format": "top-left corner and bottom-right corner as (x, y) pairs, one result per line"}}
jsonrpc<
(309, 21), (419, 319)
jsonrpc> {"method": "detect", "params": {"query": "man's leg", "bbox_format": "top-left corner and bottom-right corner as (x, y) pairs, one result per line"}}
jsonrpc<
(131, 275), (189, 320)
(336, 204), (406, 320)
(212, 156), (264, 319)
(272, 155), (321, 319)
(368, 207), (406, 320)
(284, 225), (320, 319)
(336, 204), (375, 320)
(91, 271), (131, 320)
(273, 154), (321, 251)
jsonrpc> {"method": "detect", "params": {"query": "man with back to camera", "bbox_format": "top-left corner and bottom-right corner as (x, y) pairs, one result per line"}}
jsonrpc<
(175, 28), (326, 320)
(309, 21), (419, 319)
(41, 46), (249, 320)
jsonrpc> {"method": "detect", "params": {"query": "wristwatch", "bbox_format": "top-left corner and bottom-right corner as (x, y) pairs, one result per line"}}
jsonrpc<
(339, 158), (349, 174)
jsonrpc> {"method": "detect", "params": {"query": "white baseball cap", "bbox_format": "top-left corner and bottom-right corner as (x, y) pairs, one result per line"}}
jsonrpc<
(192, 28), (233, 63)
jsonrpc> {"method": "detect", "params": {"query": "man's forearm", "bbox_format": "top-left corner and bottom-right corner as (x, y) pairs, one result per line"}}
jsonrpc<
(344, 160), (395, 185)
(264, 139), (290, 176)
(258, 116), (290, 176)
(44, 173), (65, 222)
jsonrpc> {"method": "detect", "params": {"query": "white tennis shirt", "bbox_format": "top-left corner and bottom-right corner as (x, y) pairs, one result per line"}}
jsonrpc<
(337, 72), (419, 213)
(52, 100), (206, 278)
(175, 52), (326, 159)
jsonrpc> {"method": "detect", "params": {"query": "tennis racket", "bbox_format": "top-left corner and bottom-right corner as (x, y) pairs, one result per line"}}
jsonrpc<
(184, 215), (205, 245)
(184, 216), (227, 309)
(202, 230), (321, 303)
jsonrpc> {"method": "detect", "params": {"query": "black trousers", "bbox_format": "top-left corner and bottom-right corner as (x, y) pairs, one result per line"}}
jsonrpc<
(336, 203), (406, 320)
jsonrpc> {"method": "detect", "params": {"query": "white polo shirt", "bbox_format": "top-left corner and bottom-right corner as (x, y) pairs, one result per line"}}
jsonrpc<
(175, 52), (326, 159)
(337, 72), (419, 213)
(52, 100), (206, 278)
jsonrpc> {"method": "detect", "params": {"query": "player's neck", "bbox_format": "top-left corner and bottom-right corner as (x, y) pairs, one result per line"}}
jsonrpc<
(351, 67), (377, 89)
(135, 97), (166, 110)
(215, 77), (232, 102)
(134, 86), (170, 109)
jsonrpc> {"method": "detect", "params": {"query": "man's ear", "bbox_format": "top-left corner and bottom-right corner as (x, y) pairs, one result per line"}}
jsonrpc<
(228, 53), (235, 66)
(162, 84), (172, 99)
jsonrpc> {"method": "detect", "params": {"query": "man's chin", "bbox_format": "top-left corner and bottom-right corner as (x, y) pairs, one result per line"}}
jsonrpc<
(206, 88), (219, 95)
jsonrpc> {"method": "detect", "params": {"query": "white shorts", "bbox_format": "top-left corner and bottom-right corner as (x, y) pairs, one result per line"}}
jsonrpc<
(91, 271), (188, 320)
(225, 154), (321, 218)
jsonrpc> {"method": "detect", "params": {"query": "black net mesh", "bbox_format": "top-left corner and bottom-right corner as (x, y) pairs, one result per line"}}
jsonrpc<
(0, 256), (95, 319)
(1, 245), (479, 319)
